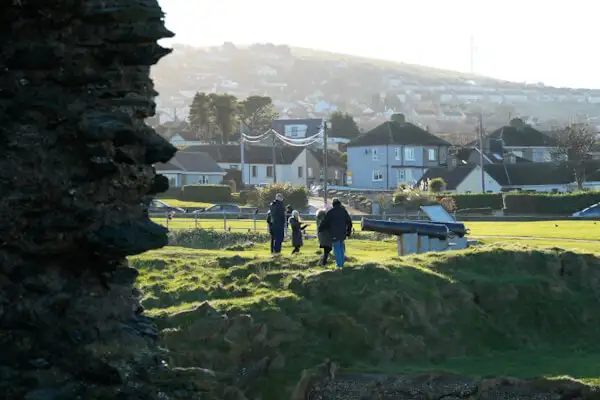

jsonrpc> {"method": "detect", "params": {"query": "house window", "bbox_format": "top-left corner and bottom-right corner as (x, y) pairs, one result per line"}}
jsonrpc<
(394, 148), (401, 160)
(266, 166), (273, 177)
(397, 169), (406, 183)
(372, 148), (379, 161)
(405, 147), (415, 161)
(428, 148), (436, 161)
(290, 126), (299, 137)
(298, 166), (303, 178)
(334, 170), (339, 179)
(167, 176), (178, 187)
(251, 165), (257, 177)
(230, 164), (239, 169)
(200, 175), (209, 184)
(372, 169), (383, 181)
(308, 167), (313, 178)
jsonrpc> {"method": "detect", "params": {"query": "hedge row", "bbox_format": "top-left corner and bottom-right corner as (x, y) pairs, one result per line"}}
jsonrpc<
(503, 191), (600, 214)
(254, 184), (309, 210)
(439, 193), (504, 211)
(176, 184), (232, 203)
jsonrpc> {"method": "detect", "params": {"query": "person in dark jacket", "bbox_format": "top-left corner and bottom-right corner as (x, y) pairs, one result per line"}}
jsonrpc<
(266, 210), (274, 253)
(318, 198), (352, 268)
(285, 204), (293, 235)
(316, 208), (332, 265)
(289, 210), (309, 254)
(268, 193), (286, 253)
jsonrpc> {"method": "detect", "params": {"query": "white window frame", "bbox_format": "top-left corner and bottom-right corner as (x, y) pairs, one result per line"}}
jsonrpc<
(308, 167), (313, 178)
(334, 170), (339, 179)
(251, 165), (257, 177)
(266, 166), (273, 177)
(394, 147), (401, 160)
(405, 147), (415, 161)
(372, 169), (383, 181)
(428, 148), (436, 161)
(297, 166), (303, 178)
(200, 175), (209, 184)
(397, 169), (406, 182)
(372, 148), (379, 161)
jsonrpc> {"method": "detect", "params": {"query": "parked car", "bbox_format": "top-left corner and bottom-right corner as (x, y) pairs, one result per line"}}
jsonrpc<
(192, 204), (242, 215)
(572, 203), (600, 217)
(148, 199), (185, 214)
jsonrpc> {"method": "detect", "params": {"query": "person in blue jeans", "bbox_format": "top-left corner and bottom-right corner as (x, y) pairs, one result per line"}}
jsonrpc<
(318, 198), (352, 268)
(267, 193), (286, 254)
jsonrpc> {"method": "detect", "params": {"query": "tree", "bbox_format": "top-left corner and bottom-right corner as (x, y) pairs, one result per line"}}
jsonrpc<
(188, 92), (211, 140)
(208, 93), (239, 144)
(239, 95), (278, 135)
(552, 122), (596, 190)
(329, 111), (361, 139)
(428, 178), (447, 193)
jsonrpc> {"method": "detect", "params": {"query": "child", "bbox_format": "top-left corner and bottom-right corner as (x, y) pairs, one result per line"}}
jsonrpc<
(316, 208), (332, 265)
(289, 210), (308, 254)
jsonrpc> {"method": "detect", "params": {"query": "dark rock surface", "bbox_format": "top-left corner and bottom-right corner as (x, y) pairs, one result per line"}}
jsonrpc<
(0, 0), (212, 398)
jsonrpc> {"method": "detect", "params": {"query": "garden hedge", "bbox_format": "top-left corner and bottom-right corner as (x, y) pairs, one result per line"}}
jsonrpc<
(503, 191), (600, 215)
(440, 193), (504, 211)
(179, 184), (232, 203)
(256, 184), (309, 209)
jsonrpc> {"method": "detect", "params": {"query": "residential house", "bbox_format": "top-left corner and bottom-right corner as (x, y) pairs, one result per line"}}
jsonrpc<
(346, 113), (451, 190)
(485, 118), (558, 162)
(169, 131), (205, 148)
(155, 152), (225, 187)
(184, 144), (307, 186)
(306, 149), (346, 186)
(271, 118), (324, 139)
(419, 162), (600, 194)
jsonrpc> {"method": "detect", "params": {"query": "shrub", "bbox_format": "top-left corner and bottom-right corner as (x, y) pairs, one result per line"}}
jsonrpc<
(441, 193), (503, 210)
(503, 191), (600, 214)
(168, 229), (270, 249)
(439, 197), (457, 212)
(239, 189), (259, 205)
(428, 178), (447, 193)
(179, 184), (232, 203)
(225, 179), (237, 193)
(257, 184), (309, 209)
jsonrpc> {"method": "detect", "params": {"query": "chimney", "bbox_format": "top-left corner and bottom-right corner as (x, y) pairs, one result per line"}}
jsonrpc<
(391, 113), (405, 124)
(447, 154), (458, 171)
(509, 118), (525, 130)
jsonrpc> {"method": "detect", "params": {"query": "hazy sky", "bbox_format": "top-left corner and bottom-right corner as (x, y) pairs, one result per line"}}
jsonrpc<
(158, 0), (598, 89)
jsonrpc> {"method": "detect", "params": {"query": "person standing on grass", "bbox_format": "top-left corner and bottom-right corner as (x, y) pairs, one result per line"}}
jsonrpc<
(266, 209), (275, 253)
(316, 208), (332, 265)
(285, 204), (293, 236)
(318, 198), (352, 268)
(268, 193), (286, 254)
(289, 210), (309, 254)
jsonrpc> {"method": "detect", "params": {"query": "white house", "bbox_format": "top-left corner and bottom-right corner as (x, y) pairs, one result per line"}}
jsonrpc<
(419, 162), (600, 194)
(155, 152), (226, 187)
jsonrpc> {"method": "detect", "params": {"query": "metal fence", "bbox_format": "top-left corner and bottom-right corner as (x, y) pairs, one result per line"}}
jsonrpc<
(150, 211), (600, 233)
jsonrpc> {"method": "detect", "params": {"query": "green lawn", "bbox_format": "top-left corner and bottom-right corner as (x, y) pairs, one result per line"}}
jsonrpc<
(158, 199), (212, 208)
(132, 236), (600, 398)
(154, 217), (600, 242)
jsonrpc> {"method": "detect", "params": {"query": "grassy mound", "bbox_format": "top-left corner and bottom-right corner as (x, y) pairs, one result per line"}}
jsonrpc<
(131, 243), (600, 399)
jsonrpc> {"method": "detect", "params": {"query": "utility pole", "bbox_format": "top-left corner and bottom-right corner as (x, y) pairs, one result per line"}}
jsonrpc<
(478, 113), (486, 193)
(323, 120), (328, 207)
(271, 129), (277, 184)
(240, 120), (245, 186)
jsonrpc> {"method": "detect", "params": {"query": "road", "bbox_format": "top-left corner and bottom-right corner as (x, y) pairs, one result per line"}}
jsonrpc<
(308, 197), (366, 215)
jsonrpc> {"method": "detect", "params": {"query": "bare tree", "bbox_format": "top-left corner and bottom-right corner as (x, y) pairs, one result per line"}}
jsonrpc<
(552, 121), (596, 190)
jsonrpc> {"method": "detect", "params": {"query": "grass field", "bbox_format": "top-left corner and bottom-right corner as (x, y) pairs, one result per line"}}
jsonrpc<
(154, 217), (600, 241)
(157, 199), (212, 208)
(132, 227), (600, 398)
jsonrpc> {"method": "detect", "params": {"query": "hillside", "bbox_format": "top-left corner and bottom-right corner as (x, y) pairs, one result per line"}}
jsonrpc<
(151, 42), (600, 134)
(131, 231), (600, 399)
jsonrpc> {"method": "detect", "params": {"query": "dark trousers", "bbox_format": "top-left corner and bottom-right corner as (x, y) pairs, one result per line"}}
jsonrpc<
(291, 246), (300, 254)
(269, 233), (275, 253)
(273, 229), (284, 253)
(321, 246), (332, 265)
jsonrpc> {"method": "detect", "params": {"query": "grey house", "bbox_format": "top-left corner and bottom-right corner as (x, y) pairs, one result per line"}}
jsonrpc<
(346, 113), (450, 190)
(306, 149), (346, 186)
(155, 151), (226, 187)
